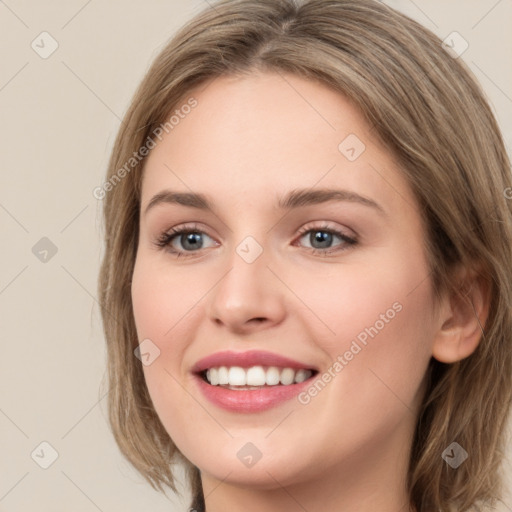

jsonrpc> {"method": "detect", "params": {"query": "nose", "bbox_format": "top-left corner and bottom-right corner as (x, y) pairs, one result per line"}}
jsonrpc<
(206, 245), (287, 335)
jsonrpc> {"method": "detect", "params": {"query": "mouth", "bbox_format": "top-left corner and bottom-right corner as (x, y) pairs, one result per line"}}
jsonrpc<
(192, 350), (319, 412)
(200, 365), (316, 389)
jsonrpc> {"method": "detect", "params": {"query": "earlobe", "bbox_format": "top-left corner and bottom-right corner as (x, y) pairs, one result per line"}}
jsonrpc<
(431, 266), (490, 363)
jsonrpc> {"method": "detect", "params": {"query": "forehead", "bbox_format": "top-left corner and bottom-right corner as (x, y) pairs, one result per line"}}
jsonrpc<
(140, 72), (418, 218)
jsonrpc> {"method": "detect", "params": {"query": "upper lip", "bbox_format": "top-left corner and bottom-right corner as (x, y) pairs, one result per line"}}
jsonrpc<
(192, 350), (317, 373)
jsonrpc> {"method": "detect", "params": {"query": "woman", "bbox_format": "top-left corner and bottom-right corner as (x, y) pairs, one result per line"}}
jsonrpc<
(98, 0), (512, 510)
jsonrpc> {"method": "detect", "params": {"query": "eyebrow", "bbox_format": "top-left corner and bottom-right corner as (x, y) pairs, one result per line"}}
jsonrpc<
(144, 188), (385, 216)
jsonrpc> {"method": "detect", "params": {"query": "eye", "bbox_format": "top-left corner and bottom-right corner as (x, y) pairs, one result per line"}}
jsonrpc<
(295, 224), (357, 255)
(155, 224), (218, 256)
(154, 222), (357, 258)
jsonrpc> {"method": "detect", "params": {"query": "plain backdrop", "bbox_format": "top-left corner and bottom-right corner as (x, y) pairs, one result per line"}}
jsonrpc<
(0, 1), (511, 510)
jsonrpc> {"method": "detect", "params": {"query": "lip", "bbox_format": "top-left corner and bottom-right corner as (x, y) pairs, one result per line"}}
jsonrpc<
(191, 350), (317, 413)
(192, 350), (317, 373)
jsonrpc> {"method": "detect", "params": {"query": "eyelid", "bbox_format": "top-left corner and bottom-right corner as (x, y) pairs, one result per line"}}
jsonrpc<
(154, 221), (358, 257)
(293, 222), (358, 255)
(295, 220), (357, 240)
(154, 222), (218, 253)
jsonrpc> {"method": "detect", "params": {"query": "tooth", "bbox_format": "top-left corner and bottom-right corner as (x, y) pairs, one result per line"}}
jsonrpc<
(209, 368), (219, 385)
(294, 369), (310, 383)
(246, 366), (266, 386)
(218, 366), (229, 385)
(206, 365), (311, 387)
(280, 368), (295, 385)
(265, 366), (281, 386)
(228, 366), (247, 386)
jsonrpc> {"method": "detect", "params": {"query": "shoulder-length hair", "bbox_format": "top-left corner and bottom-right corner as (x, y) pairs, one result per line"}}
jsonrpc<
(98, 1), (512, 510)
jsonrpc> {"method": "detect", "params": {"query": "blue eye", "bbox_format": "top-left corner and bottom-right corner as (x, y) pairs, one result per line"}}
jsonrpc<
(296, 227), (357, 255)
(155, 223), (357, 258)
(174, 231), (205, 251)
(156, 226), (217, 255)
(303, 230), (337, 249)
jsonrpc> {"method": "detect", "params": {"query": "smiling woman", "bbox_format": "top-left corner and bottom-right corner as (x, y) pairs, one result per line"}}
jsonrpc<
(97, 1), (512, 511)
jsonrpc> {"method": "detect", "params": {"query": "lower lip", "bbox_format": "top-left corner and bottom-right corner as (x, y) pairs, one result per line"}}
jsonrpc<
(194, 374), (314, 412)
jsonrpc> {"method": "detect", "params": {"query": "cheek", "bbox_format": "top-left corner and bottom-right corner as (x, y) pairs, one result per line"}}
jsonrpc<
(293, 247), (435, 400)
(272, 250), (436, 470)
(312, 269), (433, 355)
(131, 256), (188, 397)
(131, 256), (205, 447)
(131, 254), (208, 347)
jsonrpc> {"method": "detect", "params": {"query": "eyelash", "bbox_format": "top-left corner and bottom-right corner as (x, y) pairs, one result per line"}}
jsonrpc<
(154, 222), (358, 258)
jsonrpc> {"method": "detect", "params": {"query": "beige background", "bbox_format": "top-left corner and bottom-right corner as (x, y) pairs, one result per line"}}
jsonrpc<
(0, 0), (511, 510)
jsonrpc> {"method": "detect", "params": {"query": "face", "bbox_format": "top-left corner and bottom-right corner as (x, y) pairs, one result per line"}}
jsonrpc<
(131, 71), (438, 490)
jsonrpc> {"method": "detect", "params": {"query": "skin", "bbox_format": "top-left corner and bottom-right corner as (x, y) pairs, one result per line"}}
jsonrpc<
(131, 71), (487, 512)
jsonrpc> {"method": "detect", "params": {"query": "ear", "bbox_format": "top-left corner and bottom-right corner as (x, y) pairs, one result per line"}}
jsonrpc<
(432, 264), (491, 363)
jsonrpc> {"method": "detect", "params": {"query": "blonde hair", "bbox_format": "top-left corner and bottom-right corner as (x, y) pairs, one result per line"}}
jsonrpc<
(98, 1), (512, 510)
